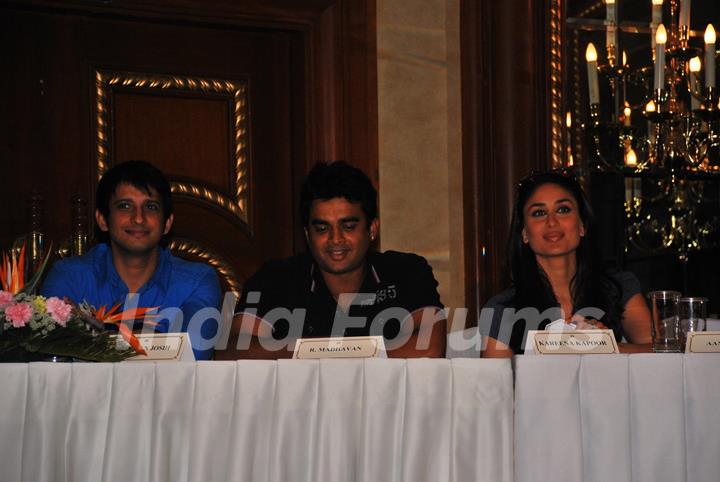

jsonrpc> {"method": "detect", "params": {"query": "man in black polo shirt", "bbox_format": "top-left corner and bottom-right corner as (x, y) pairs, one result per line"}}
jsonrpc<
(218, 161), (446, 359)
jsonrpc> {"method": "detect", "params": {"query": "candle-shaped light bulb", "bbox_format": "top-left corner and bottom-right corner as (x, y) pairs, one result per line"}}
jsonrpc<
(690, 56), (702, 73)
(586, 42), (598, 62)
(565, 111), (573, 166)
(565, 111), (573, 167)
(655, 25), (667, 90)
(586, 43), (600, 105)
(623, 51), (628, 67)
(625, 148), (638, 167)
(690, 56), (702, 109)
(645, 99), (657, 112)
(706, 24), (716, 88)
(623, 101), (632, 126)
(706, 24), (716, 44)
(651, 0), (663, 49)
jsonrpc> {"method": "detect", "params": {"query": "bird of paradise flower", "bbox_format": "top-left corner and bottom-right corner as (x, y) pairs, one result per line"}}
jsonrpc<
(95, 303), (160, 356)
(75, 301), (160, 356)
(0, 242), (51, 295)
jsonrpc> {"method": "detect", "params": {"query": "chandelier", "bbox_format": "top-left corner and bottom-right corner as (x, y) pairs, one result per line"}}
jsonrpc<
(572, 0), (720, 262)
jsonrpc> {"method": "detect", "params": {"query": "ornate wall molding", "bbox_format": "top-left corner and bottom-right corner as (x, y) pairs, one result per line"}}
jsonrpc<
(169, 237), (243, 297)
(94, 70), (250, 224)
(550, 0), (564, 168)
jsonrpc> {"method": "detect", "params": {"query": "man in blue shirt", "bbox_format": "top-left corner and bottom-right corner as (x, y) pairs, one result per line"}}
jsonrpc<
(41, 160), (221, 360)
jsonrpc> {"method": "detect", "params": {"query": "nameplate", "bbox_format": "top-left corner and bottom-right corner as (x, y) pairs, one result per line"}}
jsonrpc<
(293, 336), (386, 359)
(113, 333), (195, 361)
(525, 330), (619, 355)
(686, 331), (720, 353)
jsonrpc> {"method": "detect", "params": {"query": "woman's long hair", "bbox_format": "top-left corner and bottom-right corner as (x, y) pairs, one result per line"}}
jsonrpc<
(507, 170), (624, 337)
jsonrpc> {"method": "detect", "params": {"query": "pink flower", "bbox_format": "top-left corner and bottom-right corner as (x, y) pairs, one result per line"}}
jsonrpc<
(5, 303), (33, 328)
(0, 291), (14, 310)
(46, 297), (72, 326)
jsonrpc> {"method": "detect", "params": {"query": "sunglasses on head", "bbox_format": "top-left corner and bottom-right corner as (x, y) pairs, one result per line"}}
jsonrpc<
(517, 167), (578, 190)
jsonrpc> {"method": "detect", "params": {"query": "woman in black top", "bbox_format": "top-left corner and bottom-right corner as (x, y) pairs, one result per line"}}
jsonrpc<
(483, 170), (652, 356)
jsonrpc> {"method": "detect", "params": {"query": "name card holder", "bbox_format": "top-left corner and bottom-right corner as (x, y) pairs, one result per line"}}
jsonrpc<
(524, 330), (619, 355)
(293, 336), (387, 359)
(686, 331), (720, 353)
(112, 333), (195, 361)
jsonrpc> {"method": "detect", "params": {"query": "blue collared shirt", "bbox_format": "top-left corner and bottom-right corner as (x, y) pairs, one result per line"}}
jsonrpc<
(41, 244), (221, 360)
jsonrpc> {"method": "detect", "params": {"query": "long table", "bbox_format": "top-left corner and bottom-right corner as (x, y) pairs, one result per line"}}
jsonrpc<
(0, 359), (513, 482)
(5, 354), (718, 482)
(514, 354), (720, 482)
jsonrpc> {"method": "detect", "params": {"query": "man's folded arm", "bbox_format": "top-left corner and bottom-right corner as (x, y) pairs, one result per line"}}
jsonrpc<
(179, 268), (221, 360)
(386, 306), (446, 358)
(214, 312), (293, 359)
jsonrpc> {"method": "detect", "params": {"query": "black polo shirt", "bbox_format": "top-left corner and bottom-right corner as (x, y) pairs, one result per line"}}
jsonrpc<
(235, 251), (443, 339)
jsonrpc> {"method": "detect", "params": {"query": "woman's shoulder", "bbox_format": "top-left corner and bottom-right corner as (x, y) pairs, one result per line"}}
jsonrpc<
(483, 287), (516, 309)
(605, 270), (641, 291)
(604, 269), (643, 306)
(606, 269), (639, 284)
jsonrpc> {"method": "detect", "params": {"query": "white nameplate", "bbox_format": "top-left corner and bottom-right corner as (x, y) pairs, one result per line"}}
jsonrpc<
(293, 336), (386, 359)
(525, 330), (619, 355)
(113, 333), (195, 361)
(686, 331), (720, 353)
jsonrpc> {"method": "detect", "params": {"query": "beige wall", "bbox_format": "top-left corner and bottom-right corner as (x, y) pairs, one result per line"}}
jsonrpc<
(377, 0), (464, 317)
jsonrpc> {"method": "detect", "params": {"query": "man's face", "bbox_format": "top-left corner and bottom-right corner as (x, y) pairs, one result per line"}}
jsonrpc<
(96, 183), (173, 257)
(306, 197), (378, 277)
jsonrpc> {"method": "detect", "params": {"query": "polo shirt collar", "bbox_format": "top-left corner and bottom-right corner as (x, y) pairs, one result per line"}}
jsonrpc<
(309, 253), (381, 294)
(97, 243), (171, 294)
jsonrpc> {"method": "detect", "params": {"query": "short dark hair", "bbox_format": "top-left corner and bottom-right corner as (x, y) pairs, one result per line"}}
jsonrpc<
(300, 161), (378, 226)
(95, 160), (173, 243)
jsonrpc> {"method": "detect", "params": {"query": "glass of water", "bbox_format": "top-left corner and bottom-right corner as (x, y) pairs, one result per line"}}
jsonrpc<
(678, 297), (708, 352)
(648, 291), (681, 353)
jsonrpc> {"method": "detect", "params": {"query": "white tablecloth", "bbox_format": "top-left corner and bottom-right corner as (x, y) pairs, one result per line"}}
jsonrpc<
(0, 358), (512, 482)
(514, 354), (720, 482)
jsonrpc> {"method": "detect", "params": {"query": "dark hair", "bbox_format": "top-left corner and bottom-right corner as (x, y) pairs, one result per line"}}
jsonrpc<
(95, 160), (173, 242)
(300, 161), (378, 227)
(507, 170), (623, 340)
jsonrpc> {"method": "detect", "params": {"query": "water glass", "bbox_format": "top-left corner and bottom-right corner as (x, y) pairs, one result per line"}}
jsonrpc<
(648, 290), (681, 353)
(678, 297), (707, 351)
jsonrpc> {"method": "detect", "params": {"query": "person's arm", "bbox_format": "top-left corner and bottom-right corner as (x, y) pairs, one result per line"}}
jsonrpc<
(481, 337), (514, 358)
(213, 263), (298, 360)
(390, 254), (446, 357)
(214, 312), (293, 360)
(387, 307), (446, 358)
(479, 291), (516, 358)
(620, 292), (653, 347)
(613, 271), (652, 348)
(179, 267), (222, 360)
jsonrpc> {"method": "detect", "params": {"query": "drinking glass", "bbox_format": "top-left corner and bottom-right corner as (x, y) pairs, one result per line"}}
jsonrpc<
(648, 290), (681, 353)
(678, 297), (707, 351)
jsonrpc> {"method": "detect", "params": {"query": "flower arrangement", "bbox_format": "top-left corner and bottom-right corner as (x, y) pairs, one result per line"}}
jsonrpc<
(0, 243), (154, 362)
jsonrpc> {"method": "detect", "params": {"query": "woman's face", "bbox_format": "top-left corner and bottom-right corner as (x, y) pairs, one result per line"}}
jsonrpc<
(521, 183), (585, 258)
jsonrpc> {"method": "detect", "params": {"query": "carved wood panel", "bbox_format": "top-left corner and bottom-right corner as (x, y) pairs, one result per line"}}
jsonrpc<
(96, 70), (252, 227)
